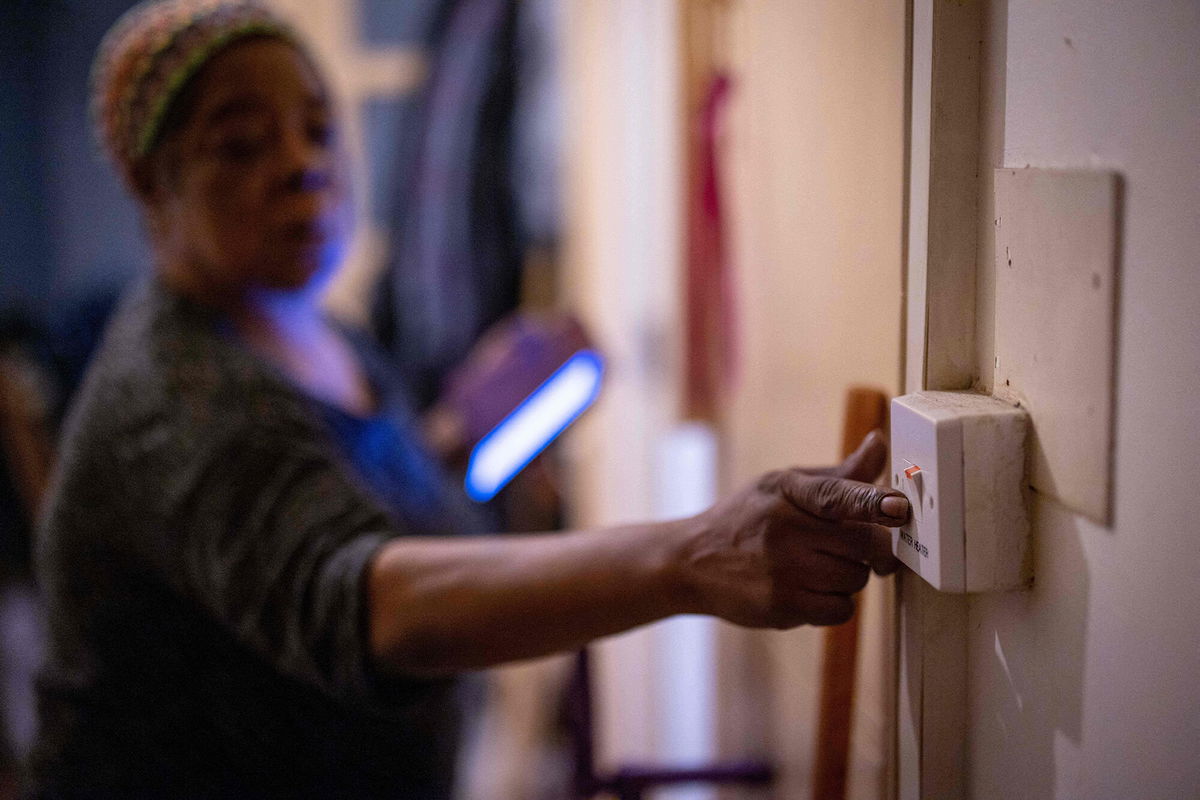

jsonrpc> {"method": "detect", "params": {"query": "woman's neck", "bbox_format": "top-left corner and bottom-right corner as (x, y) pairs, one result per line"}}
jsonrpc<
(162, 271), (372, 419)
(236, 290), (378, 418)
(236, 287), (327, 350)
(157, 264), (377, 416)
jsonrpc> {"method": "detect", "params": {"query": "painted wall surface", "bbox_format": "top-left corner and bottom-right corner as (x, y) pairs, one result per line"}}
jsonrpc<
(0, 0), (145, 323)
(562, 1), (908, 794)
(560, 0), (691, 774)
(722, 1), (905, 797)
(967, 2), (1200, 797)
(0, 3), (52, 314)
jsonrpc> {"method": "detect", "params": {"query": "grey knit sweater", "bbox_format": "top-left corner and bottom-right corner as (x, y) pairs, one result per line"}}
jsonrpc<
(30, 278), (480, 798)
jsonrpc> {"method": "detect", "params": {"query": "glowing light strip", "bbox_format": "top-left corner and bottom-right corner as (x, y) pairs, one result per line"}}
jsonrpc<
(465, 350), (605, 502)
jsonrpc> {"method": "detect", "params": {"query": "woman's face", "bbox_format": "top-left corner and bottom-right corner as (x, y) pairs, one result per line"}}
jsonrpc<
(146, 38), (352, 301)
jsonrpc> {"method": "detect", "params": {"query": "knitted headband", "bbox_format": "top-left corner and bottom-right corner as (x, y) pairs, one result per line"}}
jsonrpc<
(91, 0), (304, 189)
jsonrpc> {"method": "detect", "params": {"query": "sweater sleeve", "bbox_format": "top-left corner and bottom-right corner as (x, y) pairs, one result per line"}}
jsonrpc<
(123, 408), (400, 704)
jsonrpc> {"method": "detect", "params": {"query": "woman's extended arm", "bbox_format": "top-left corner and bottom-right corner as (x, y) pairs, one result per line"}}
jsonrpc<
(367, 431), (908, 677)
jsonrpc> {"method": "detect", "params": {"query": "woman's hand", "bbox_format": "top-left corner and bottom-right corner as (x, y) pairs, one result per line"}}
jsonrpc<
(675, 431), (907, 628)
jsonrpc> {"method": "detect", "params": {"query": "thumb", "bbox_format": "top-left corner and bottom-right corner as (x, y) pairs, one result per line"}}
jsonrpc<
(776, 472), (910, 526)
(834, 429), (888, 482)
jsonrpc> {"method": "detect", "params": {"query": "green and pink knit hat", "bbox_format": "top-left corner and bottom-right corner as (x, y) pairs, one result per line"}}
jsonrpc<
(91, 0), (304, 189)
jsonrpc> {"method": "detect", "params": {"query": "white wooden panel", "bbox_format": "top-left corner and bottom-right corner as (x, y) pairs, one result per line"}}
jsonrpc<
(897, 572), (968, 800)
(903, 0), (933, 396)
(993, 168), (1119, 524)
(898, 0), (980, 797)
(918, 580), (967, 800)
(921, 0), (982, 391)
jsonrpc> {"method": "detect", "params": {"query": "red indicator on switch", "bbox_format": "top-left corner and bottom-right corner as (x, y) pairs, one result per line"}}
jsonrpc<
(904, 464), (922, 479)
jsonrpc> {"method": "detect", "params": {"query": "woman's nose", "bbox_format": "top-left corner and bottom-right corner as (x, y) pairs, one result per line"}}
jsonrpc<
(284, 165), (331, 193)
(279, 127), (332, 192)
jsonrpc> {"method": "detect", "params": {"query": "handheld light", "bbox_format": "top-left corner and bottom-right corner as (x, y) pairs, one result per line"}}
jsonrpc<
(464, 350), (605, 502)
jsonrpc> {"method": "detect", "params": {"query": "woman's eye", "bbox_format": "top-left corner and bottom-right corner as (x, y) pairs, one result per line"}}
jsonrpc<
(308, 122), (335, 147)
(217, 136), (266, 162)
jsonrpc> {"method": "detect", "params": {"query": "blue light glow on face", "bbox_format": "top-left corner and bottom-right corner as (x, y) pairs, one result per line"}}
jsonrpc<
(464, 350), (605, 502)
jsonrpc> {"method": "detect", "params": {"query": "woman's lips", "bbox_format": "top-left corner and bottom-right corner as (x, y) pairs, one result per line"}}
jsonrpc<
(279, 218), (329, 245)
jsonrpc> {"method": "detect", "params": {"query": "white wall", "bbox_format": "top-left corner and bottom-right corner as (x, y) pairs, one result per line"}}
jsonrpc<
(722, 2), (906, 797)
(562, 1), (907, 797)
(560, 0), (691, 774)
(966, 2), (1200, 797)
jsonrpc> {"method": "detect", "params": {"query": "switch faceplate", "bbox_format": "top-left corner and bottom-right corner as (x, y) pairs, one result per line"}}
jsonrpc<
(891, 391), (1031, 593)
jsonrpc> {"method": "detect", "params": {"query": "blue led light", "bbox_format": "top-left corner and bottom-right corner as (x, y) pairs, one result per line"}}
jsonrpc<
(464, 349), (605, 502)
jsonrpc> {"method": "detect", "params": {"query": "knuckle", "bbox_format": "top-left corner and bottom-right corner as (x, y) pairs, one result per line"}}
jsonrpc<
(825, 560), (871, 594)
(873, 552), (902, 575)
(766, 604), (804, 630)
(761, 518), (794, 551)
(811, 478), (848, 517)
(850, 565), (871, 592)
(764, 609), (795, 630)
(763, 588), (805, 630)
(817, 596), (855, 626)
(813, 478), (880, 520)
(829, 598), (855, 625)
(755, 469), (790, 496)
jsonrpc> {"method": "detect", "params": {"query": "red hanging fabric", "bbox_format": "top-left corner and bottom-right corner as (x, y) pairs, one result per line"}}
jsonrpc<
(684, 73), (736, 422)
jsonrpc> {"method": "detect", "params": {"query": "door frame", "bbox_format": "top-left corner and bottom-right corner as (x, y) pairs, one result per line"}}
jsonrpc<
(895, 0), (988, 797)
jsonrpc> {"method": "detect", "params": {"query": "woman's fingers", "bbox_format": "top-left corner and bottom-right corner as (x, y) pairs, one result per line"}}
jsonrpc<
(834, 429), (889, 482)
(802, 520), (899, 576)
(789, 430), (889, 482)
(767, 469), (910, 527)
(795, 553), (871, 595)
(768, 589), (856, 628)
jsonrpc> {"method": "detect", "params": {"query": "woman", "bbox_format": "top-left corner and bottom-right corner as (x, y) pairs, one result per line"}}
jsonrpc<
(31, 1), (908, 796)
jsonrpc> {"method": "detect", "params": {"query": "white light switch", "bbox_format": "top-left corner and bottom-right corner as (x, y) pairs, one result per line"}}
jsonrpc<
(891, 391), (1031, 592)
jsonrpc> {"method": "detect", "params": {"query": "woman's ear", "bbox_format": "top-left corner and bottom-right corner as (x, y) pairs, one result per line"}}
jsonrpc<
(132, 145), (176, 199)
(130, 135), (184, 205)
(129, 161), (160, 205)
(131, 157), (175, 245)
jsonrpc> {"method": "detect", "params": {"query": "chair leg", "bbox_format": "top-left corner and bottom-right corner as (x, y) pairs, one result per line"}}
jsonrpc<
(812, 387), (888, 800)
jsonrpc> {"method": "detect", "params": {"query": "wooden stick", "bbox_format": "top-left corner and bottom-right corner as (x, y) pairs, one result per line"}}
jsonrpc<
(812, 387), (889, 800)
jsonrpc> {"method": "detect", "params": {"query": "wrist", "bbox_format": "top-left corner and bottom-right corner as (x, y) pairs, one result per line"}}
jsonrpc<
(651, 514), (710, 618)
